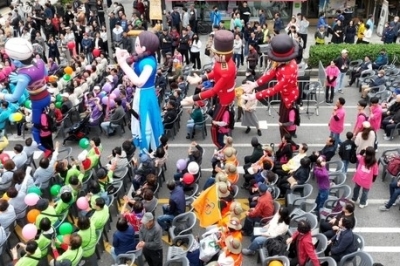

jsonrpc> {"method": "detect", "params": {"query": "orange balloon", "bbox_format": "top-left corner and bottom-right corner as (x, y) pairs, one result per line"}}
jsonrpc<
(27, 209), (41, 223)
(64, 66), (73, 75)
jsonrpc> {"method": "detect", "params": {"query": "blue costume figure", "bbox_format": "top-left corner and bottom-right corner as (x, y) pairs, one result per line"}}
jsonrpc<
(116, 31), (164, 152)
(2, 38), (50, 155)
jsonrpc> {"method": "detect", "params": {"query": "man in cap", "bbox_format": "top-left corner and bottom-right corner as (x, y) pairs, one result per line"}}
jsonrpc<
(184, 30), (237, 149)
(157, 180), (185, 231)
(333, 49), (350, 93)
(138, 212), (163, 266)
(242, 34), (300, 138)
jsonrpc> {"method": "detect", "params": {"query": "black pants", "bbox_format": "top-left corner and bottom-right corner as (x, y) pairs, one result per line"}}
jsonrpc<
(236, 106), (243, 121)
(356, 38), (363, 44)
(41, 134), (54, 151)
(190, 51), (201, 69)
(298, 33), (308, 49)
(325, 85), (334, 101)
(142, 248), (163, 266)
(349, 70), (361, 85)
(179, 49), (190, 65)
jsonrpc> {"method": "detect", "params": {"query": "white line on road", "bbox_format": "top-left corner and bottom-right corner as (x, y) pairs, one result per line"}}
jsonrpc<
(353, 227), (400, 233)
(168, 143), (400, 148)
(364, 246), (400, 253)
(229, 122), (352, 129)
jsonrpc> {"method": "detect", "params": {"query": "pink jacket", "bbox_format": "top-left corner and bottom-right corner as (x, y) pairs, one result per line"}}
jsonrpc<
(352, 155), (378, 189)
(325, 65), (340, 87)
(0, 66), (15, 82)
(369, 105), (383, 131)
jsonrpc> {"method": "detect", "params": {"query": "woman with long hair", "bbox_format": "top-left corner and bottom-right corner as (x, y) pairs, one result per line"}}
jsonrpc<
(351, 146), (378, 208)
(242, 207), (291, 255)
(354, 121), (376, 154)
(190, 34), (202, 70)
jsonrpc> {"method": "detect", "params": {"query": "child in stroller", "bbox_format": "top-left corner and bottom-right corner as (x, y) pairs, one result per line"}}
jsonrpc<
(63, 115), (91, 145)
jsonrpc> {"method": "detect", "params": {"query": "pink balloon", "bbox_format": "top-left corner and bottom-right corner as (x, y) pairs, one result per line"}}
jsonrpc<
(109, 100), (116, 109)
(109, 93), (116, 100)
(22, 224), (38, 240)
(112, 88), (120, 97)
(101, 96), (109, 105)
(102, 83), (112, 93)
(76, 197), (89, 210)
(24, 193), (40, 206)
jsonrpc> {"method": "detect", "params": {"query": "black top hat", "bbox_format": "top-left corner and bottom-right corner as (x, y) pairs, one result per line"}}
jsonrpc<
(212, 30), (234, 55)
(267, 34), (299, 62)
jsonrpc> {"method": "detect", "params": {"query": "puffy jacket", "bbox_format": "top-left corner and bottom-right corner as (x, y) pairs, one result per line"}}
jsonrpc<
(291, 231), (320, 266)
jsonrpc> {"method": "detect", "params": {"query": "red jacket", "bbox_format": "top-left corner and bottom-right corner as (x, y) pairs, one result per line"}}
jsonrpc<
(193, 59), (236, 106)
(248, 191), (274, 218)
(291, 231), (320, 266)
(255, 59), (299, 108)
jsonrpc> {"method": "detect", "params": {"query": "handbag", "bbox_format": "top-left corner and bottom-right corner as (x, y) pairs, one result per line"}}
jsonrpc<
(199, 231), (220, 263)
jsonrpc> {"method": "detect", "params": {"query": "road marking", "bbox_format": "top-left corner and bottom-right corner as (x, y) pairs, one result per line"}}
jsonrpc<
(364, 246), (400, 253)
(200, 167), (356, 175)
(229, 122), (352, 129)
(168, 143), (400, 148)
(353, 227), (400, 233)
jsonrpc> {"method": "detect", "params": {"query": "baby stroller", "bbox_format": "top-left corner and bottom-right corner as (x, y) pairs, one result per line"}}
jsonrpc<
(63, 115), (90, 145)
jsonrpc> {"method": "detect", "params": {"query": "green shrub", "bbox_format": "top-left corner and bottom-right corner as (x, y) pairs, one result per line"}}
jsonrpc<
(309, 44), (400, 68)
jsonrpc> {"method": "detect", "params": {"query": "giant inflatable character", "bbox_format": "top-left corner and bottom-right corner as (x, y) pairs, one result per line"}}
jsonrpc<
(243, 34), (299, 138)
(2, 38), (51, 155)
(182, 30), (236, 149)
(115, 31), (164, 152)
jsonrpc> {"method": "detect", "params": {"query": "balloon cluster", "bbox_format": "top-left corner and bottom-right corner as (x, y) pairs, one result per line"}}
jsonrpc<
(101, 87), (122, 109)
(63, 66), (73, 81)
(53, 94), (64, 110)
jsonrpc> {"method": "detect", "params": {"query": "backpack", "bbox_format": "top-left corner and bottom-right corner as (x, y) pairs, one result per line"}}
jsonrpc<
(265, 235), (288, 256)
(387, 155), (400, 176)
(227, 106), (235, 130)
(99, 180), (117, 195)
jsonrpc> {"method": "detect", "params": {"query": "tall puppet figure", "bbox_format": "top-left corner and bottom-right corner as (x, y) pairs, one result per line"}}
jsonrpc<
(116, 31), (164, 152)
(182, 30), (236, 149)
(2, 38), (51, 155)
(243, 34), (299, 138)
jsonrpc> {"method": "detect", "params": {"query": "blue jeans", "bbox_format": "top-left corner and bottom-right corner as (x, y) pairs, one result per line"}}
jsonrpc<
(203, 177), (215, 190)
(157, 205), (175, 230)
(186, 119), (195, 135)
(244, 41), (249, 56)
(335, 72), (346, 91)
(100, 121), (119, 134)
(242, 216), (261, 235)
(110, 247), (117, 263)
(315, 189), (329, 212)
(330, 131), (342, 149)
(352, 183), (370, 205)
(385, 179), (400, 208)
(248, 236), (269, 251)
(342, 160), (349, 173)
(233, 54), (241, 67)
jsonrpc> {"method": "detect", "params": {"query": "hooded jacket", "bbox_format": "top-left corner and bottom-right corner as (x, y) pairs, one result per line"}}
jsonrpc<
(111, 151), (129, 178)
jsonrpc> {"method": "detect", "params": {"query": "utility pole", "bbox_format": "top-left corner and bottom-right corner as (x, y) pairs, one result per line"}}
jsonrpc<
(103, 2), (115, 63)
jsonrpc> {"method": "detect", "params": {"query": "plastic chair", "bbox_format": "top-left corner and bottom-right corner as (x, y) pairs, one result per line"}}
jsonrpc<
(165, 257), (190, 266)
(379, 148), (400, 181)
(107, 115), (126, 137)
(57, 147), (73, 161)
(184, 183), (199, 199)
(312, 233), (328, 257)
(290, 201), (317, 219)
(164, 119), (177, 140)
(289, 212), (318, 235)
(116, 248), (144, 266)
(231, 184), (239, 198)
(271, 186), (281, 200)
(166, 234), (195, 264)
(168, 212), (197, 242)
(326, 160), (344, 173)
(329, 172), (347, 187)
(88, 114), (104, 136)
(348, 59), (363, 72)
(113, 167), (129, 192)
(257, 201), (281, 226)
(190, 114), (209, 140)
(286, 184), (313, 212)
(306, 257), (337, 266)
(25, 154), (37, 169)
(185, 197), (194, 212)
(329, 184), (352, 199)
(338, 244), (370, 266)
(357, 69), (375, 88)
(111, 180), (124, 212)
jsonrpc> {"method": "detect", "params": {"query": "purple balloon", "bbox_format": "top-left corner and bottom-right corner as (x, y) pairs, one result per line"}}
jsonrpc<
(97, 91), (106, 100)
(176, 159), (187, 171)
(112, 88), (121, 97)
(102, 83), (112, 93)
(101, 96), (109, 105)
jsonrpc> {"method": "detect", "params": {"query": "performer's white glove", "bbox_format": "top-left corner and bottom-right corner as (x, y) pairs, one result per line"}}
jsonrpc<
(115, 48), (130, 65)
(242, 81), (258, 93)
(181, 96), (195, 106)
(242, 93), (256, 101)
(187, 73), (203, 85)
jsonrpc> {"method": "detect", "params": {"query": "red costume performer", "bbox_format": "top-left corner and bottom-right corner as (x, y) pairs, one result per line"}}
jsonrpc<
(184, 30), (236, 148)
(244, 34), (300, 138)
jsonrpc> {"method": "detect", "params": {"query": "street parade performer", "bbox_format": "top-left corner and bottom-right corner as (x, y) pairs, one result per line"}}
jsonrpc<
(182, 30), (236, 149)
(243, 34), (300, 138)
(2, 38), (51, 156)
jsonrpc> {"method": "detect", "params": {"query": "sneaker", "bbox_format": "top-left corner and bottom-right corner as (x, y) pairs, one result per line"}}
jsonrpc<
(245, 127), (251, 134)
(385, 201), (396, 206)
(242, 248), (256, 255)
(338, 90), (344, 94)
(359, 201), (368, 209)
(383, 136), (392, 141)
(257, 129), (262, 136)
(379, 205), (390, 211)
(350, 198), (359, 204)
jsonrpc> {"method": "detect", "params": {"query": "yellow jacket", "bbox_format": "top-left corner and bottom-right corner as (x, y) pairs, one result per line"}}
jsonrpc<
(235, 87), (244, 107)
(357, 23), (365, 39)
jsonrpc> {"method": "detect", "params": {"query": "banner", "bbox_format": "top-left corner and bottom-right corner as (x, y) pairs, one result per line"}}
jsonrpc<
(149, 0), (163, 21)
(192, 184), (221, 228)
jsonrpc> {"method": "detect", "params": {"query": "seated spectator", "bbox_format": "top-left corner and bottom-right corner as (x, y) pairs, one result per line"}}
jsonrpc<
(36, 198), (58, 227)
(0, 159), (16, 191)
(11, 240), (42, 265)
(286, 220), (320, 266)
(308, 137), (336, 163)
(88, 137), (102, 163)
(60, 93), (73, 114)
(51, 234), (83, 266)
(54, 189), (74, 215)
(7, 187), (26, 219)
(218, 217), (243, 249)
(214, 236), (243, 266)
(122, 200), (145, 231)
(243, 145), (274, 186)
(132, 154), (157, 190)
(0, 199), (15, 232)
(372, 48), (388, 70)
(157, 180), (185, 231)
(383, 108), (400, 140)
(34, 142), (60, 189)
(152, 146), (167, 169)
(188, 142), (203, 166)
(107, 146), (128, 178)
(88, 180), (110, 207)
(320, 201), (355, 238)
(325, 217), (357, 262)
(360, 70), (386, 98)
(23, 138), (38, 159)
(348, 55), (372, 86)
(275, 134), (297, 165)
(275, 143), (308, 177)
(49, 102), (63, 124)
(163, 100), (178, 129)
(160, 52), (173, 72)
(134, 174), (158, 197)
(55, 160), (81, 184)
(60, 176), (82, 202)
(122, 140), (136, 161)
(381, 90), (400, 115)
(37, 218), (55, 257)
(242, 184), (274, 236)
(242, 207), (291, 255)
(12, 144), (27, 169)
(244, 137), (264, 165)
(100, 98), (126, 136)
(76, 217), (97, 260)
(12, 168), (34, 192)
(277, 157), (312, 197)
(91, 197), (110, 231)
(186, 101), (205, 139)
(380, 176), (400, 211)
(85, 92), (103, 124)
(110, 217), (137, 265)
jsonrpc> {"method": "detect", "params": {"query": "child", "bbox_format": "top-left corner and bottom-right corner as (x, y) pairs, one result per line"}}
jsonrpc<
(314, 156), (330, 212)
(173, 49), (182, 70)
(369, 97), (383, 132)
(281, 103), (300, 138)
(339, 132), (356, 173)
(325, 60), (340, 103)
(315, 25), (326, 45)
(351, 146), (378, 209)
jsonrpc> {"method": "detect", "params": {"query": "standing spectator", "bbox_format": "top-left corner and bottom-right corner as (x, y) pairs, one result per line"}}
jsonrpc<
(273, 13), (283, 34)
(351, 146), (378, 208)
(170, 27), (180, 55)
(297, 14), (309, 49)
(189, 4), (197, 32)
(344, 20), (356, 43)
(247, 43), (258, 73)
(355, 122), (376, 155)
(190, 34), (201, 70)
(392, 16), (400, 43)
(325, 60), (340, 103)
(72, 21), (85, 54)
(331, 20), (344, 43)
(171, 7), (181, 30)
(159, 28), (172, 59)
(157, 180), (185, 231)
(315, 26), (326, 45)
(369, 97), (383, 132)
(239, 2), (251, 25)
(314, 156), (330, 212)
(329, 97), (346, 149)
(241, 87), (261, 136)
(339, 132), (356, 174)
(362, 24), (373, 44)
(210, 6), (221, 28)
(233, 34), (243, 67)
(356, 19), (365, 44)
(259, 10), (266, 26)
(181, 8), (190, 29)
(334, 49), (350, 93)
(317, 12), (329, 29)
(353, 100), (368, 137)
(138, 212), (163, 266)
(382, 22), (396, 44)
